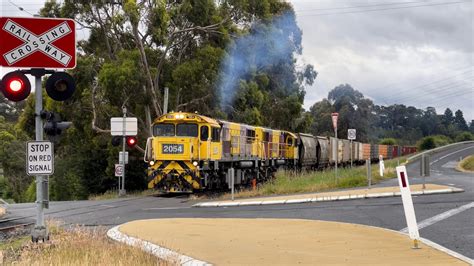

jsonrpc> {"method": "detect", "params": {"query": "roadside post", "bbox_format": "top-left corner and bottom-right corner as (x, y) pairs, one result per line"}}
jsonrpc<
(228, 167), (235, 201)
(396, 166), (421, 249)
(121, 107), (126, 196)
(331, 113), (339, 182)
(420, 154), (430, 189)
(0, 17), (77, 242)
(366, 159), (371, 188)
(348, 129), (356, 168)
(379, 155), (385, 177)
(110, 113), (137, 197)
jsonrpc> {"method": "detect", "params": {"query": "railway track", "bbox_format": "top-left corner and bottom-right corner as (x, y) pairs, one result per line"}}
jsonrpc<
(0, 216), (35, 241)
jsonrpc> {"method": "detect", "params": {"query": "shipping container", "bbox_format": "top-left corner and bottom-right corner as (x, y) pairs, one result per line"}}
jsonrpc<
(378, 145), (388, 160)
(362, 143), (371, 160)
(370, 144), (379, 160)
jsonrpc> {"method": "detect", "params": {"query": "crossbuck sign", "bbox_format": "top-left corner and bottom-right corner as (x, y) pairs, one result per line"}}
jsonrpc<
(0, 17), (76, 69)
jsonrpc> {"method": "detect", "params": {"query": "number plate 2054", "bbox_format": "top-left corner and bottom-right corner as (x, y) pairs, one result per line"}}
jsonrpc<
(162, 144), (184, 154)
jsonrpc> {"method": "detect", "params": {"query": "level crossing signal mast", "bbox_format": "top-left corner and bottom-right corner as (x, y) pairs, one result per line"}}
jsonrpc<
(0, 16), (77, 244)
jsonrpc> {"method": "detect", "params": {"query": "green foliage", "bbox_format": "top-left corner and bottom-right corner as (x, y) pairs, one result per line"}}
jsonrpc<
(24, 181), (36, 203)
(417, 135), (452, 151)
(418, 137), (436, 151)
(455, 131), (474, 142)
(380, 138), (397, 145)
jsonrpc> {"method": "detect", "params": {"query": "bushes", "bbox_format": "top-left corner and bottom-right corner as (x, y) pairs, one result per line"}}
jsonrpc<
(455, 131), (474, 142)
(380, 138), (397, 145)
(418, 137), (436, 151)
(417, 135), (457, 151)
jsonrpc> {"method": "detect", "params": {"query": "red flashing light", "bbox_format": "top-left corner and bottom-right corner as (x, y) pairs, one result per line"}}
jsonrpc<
(1, 71), (31, 102)
(8, 78), (23, 92)
(126, 136), (137, 148)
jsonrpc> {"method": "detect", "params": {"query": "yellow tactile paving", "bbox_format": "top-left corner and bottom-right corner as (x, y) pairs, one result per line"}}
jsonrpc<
(119, 218), (467, 265)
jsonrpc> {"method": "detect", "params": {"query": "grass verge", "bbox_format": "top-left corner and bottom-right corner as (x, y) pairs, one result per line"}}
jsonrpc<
(0, 220), (169, 265)
(220, 156), (408, 199)
(456, 155), (474, 172)
(88, 189), (159, 201)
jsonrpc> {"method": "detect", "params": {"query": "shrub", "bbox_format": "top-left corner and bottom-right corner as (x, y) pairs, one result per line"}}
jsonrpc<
(455, 131), (474, 142)
(380, 138), (397, 145)
(418, 137), (436, 151)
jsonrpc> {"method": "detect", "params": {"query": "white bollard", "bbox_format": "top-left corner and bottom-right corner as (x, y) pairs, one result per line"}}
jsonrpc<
(396, 166), (420, 249)
(379, 156), (385, 177)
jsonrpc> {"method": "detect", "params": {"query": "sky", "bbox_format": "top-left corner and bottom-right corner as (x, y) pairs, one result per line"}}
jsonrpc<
(1, 0), (473, 121)
(289, 0), (473, 121)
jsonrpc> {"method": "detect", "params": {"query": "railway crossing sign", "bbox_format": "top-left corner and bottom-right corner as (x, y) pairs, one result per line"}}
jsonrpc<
(348, 129), (356, 140)
(115, 164), (124, 177)
(26, 141), (54, 176)
(0, 17), (76, 69)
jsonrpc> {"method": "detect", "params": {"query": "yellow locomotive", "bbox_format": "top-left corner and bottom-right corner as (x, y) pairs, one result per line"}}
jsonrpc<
(144, 111), (297, 193)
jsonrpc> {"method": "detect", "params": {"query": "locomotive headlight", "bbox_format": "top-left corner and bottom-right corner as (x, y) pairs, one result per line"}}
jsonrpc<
(192, 161), (198, 166)
(175, 114), (185, 119)
(149, 161), (155, 166)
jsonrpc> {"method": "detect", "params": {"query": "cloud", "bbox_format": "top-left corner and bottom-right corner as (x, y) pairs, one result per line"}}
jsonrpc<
(290, 0), (473, 120)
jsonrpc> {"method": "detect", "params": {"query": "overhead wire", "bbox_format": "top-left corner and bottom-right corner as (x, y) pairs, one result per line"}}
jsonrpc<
(295, 0), (446, 12)
(297, 1), (470, 16)
(385, 77), (474, 103)
(6, 0), (34, 16)
(375, 68), (473, 103)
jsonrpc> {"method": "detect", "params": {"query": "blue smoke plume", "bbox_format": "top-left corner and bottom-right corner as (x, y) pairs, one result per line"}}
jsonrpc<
(218, 12), (301, 111)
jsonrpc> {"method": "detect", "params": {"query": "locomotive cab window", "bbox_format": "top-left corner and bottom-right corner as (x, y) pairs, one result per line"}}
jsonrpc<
(153, 123), (175, 136)
(177, 123), (198, 137)
(211, 127), (220, 142)
(287, 138), (293, 146)
(246, 129), (255, 143)
(263, 132), (270, 142)
(200, 126), (209, 141)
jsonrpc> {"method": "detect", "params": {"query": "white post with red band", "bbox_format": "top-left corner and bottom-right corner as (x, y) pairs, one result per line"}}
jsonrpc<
(396, 166), (420, 248)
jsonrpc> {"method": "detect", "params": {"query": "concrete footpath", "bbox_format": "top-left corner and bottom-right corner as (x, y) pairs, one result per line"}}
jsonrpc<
(108, 218), (471, 265)
(193, 184), (463, 208)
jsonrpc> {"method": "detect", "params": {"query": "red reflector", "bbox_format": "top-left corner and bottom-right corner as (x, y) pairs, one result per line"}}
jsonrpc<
(400, 171), (407, 188)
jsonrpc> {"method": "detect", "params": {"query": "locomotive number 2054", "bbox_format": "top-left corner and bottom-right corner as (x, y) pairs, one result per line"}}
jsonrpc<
(162, 144), (184, 154)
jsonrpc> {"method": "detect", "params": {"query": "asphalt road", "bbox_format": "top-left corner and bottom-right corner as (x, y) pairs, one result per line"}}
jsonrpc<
(4, 143), (473, 259)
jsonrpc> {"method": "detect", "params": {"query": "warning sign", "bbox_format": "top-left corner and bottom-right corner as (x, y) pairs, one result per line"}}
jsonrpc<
(115, 164), (123, 177)
(26, 141), (54, 176)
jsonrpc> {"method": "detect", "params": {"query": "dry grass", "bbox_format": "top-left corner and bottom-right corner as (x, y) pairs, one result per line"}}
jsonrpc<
(457, 155), (474, 172)
(219, 157), (407, 200)
(1, 220), (172, 266)
(88, 189), (159, 201)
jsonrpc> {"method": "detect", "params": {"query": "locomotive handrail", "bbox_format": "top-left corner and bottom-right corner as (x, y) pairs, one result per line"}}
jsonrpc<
(143, 137), (153, 163)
